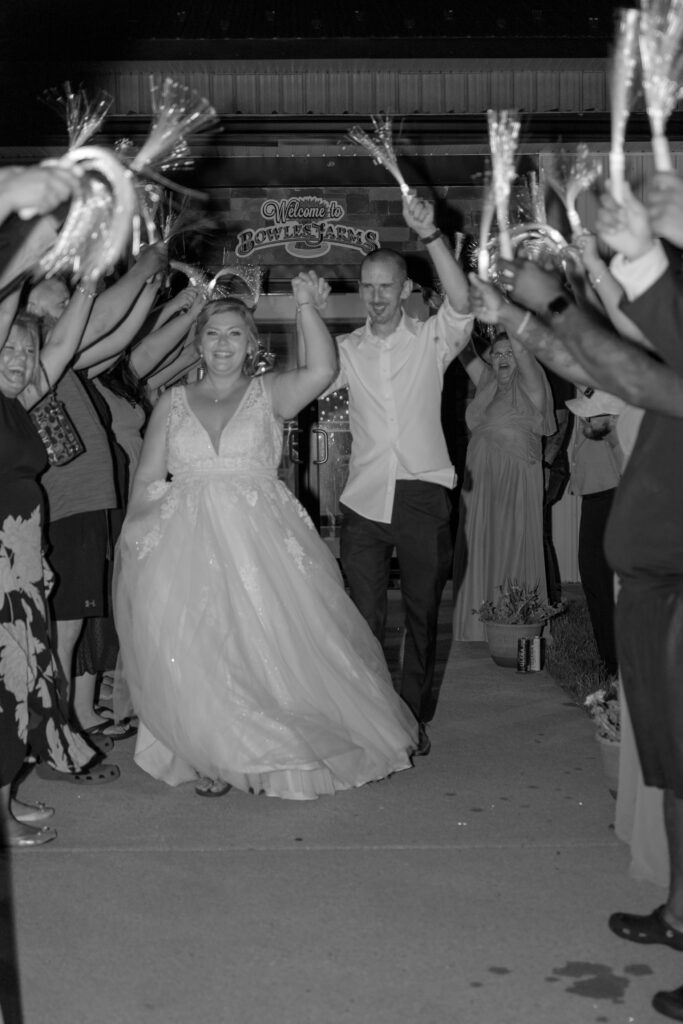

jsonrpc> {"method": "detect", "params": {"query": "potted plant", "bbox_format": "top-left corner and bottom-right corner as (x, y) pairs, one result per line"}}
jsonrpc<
(474, 578), (564, 667)
(584, 682), (620, 797)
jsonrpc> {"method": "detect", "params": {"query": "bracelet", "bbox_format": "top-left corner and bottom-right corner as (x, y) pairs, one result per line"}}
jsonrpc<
(420, 229), (442, 246)
(515, 310), (532, 336)
(76, 283), (97, 300)
(296, 301), (313, 312)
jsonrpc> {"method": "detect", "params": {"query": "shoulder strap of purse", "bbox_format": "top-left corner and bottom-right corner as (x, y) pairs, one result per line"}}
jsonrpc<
(37, 358), (52, 394)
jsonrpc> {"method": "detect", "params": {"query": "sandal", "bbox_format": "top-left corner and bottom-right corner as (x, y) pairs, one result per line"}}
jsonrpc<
(36, 762), (120, 785)
(98, 721), (138, 741)
(195, 778), (231, 798)
(5, 824), (57, 848)
(11, 799), (55, 824)
(84, 724), (115, 754)
(609, 906), (683, 951)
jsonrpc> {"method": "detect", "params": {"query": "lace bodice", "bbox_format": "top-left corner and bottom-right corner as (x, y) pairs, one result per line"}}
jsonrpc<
(167, 376), (283, 477)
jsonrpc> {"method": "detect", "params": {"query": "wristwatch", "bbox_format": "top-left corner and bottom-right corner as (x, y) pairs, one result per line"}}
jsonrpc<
(547, 294), (572, 317)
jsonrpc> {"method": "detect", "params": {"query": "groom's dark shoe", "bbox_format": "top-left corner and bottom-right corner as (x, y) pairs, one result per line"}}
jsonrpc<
(414, 723), (431, 757)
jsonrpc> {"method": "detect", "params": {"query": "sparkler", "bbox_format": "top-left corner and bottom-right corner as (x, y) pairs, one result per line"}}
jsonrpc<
(487, 109), (521, 261)
(40, 146), (136, 283)
(347, 116), (413, 197)
(610, 7), (640, 201)
(477, 185), (496, 281)
(41, 81), (113, 150)
(130, 77), (217, 176)
(208, 264), (264, 306)
(639, 0), (683, 172)
(550, 145), (602, 238)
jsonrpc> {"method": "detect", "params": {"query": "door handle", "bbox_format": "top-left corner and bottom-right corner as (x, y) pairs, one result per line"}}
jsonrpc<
(312, 428), (328, 465)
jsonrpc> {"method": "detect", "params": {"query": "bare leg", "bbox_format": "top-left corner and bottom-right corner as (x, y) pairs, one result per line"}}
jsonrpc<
(53, 617), (83, 702)
(664, 789), (683, 928)
(72, 671), (108, 731)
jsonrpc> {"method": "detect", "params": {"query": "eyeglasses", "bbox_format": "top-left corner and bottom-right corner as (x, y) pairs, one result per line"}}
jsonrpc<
(491, 350), (514, 361)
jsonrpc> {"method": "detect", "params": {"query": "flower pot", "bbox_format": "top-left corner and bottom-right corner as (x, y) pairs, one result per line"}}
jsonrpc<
(595, 731), (620, 799)
(483, 621), (544, 668)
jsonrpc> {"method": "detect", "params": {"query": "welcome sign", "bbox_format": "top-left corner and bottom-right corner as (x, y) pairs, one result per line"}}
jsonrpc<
(234, 195), (379, 259)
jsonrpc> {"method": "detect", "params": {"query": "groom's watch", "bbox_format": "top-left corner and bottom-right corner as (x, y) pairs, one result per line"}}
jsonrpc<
(547, 294), (572, 318)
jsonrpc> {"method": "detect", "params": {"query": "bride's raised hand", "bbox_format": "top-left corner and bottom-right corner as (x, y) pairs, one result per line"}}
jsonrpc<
(291, 269), (322, 310)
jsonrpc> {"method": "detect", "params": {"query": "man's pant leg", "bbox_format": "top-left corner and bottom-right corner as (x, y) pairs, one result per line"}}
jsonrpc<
(340, 503), (394, 645)
(393, 481), (453, 723)
(579, 488), (617, 676)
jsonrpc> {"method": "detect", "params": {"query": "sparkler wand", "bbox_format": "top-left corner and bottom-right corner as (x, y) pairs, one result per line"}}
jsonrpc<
(550, 144), (602, 238)
(41, 81), (113, 151)
(610, 7), (640, 202)
(487, 109), (521, 261)
(347, 116), (414, 197)
(478, 185), (496, 281)
(639, 0), (683, 172)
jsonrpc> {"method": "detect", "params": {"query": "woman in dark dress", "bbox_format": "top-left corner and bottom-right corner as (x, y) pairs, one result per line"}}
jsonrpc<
(0, 313), (95, 847)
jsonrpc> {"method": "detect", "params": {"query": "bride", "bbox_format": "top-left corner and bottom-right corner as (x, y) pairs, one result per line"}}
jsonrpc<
(113, 271), (417, 799)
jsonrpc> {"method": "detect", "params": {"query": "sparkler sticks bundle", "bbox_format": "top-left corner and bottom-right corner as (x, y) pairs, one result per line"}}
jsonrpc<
(39, 77), (216, 282)
(549, 144), (602, 238)
(610, 8), (641, 202)
(639, 0), (683, 171)
(347, 116), (413, 197)
(41, 82), (113, 151)
(130, 76), (217, 178)
(169, 260), (213, 298)
(477, 185), (496, 281)
(208, 264), (264, 306)
(487, 110), (521, 261)
(39, 146), (137, 283)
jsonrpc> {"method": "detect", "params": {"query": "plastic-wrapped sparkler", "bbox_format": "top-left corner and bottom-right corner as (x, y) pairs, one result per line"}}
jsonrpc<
(639, 0), (683, 172)
(39, 146), (136, 283)
(347, 116), (414, 197)
(42, 81), (113, 150)
(169, 260), (213, 299)
(208, 264), (264, 307)
(610, 8), (640, 202)
(130, 76), (217, 177)
(487, 109), (521, 261)
(478, 185), (496, 280)
(550, 144), (602, 237)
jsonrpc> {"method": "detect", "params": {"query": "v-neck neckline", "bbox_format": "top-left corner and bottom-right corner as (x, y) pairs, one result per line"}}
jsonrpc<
(183, 378), (254, 456)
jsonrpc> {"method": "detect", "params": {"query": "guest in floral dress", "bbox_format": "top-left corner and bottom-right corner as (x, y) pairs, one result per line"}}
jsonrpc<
(0, 314), (108, 847)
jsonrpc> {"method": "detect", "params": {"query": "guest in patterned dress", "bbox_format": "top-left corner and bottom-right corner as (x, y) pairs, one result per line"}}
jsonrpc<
(0, 314), (100, 847)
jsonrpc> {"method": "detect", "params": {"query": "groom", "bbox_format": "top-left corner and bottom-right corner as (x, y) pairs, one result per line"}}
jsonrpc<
(329, 194), (473, 755)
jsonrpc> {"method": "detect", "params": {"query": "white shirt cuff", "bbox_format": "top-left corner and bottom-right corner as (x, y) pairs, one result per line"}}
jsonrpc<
(609, 242), (668, 302)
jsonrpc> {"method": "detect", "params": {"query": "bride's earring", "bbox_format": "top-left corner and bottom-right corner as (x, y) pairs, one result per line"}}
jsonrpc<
(244, 345), (276, 377)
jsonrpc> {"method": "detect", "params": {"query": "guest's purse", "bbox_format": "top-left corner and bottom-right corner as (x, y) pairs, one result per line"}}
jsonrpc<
(29, 364), (85, 467)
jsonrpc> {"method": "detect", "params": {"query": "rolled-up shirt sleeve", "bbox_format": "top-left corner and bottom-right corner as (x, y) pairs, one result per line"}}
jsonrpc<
(430, 297), (474, 372)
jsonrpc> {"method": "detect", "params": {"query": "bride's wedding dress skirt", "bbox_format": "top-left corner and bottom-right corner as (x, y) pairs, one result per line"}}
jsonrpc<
(114, 383), (416, 800)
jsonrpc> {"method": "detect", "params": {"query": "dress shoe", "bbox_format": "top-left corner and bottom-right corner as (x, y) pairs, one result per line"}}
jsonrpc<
(414, 723), (431, 757)
(11, 800), (55, 824)
(5, 825), (57, 848)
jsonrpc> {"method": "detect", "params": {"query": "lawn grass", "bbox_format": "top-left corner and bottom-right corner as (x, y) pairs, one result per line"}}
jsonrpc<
(546, 596), (611, 706)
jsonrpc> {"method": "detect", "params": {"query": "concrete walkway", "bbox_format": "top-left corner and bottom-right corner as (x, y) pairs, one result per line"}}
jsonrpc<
(1, 599), (676, 1024)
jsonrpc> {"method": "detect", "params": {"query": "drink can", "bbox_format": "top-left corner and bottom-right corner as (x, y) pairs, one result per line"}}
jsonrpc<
(528, 636), (544, 671)
(516, 637), (529, 672)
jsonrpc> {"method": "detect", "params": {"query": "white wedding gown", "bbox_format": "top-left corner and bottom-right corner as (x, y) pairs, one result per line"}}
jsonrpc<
(113, 377), (416, 799)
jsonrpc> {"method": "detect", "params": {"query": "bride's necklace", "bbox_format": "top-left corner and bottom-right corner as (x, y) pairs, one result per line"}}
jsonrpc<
(205, 376), (234, 405)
